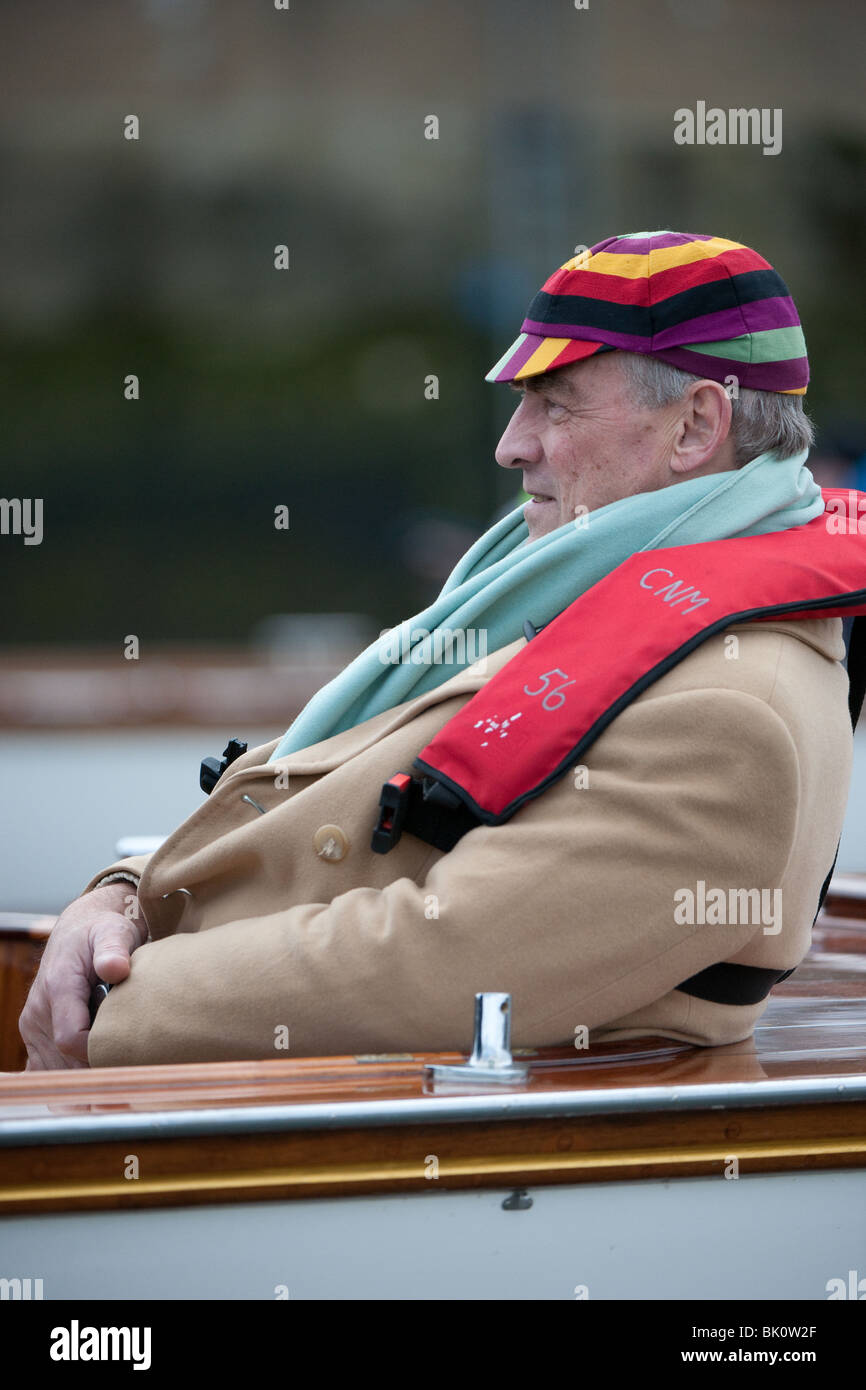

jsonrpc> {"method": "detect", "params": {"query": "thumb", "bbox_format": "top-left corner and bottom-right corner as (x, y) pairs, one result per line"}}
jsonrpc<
(91, 912), (145, 984)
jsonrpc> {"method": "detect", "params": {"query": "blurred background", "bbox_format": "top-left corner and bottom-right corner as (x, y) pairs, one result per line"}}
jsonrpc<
(1, 0), (865, 908)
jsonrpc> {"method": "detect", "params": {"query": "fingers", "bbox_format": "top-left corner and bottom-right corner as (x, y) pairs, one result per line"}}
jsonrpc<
(21, 987), (89, 1069)
(20, 894), (147, 1072)
(53, 910), (140, 1060)
(50, 989), (94, 1065)
(24, 1029), (88, 1071)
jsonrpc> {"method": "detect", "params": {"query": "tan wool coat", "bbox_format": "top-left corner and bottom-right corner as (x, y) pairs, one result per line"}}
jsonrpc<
(85, 616), (853, 1066)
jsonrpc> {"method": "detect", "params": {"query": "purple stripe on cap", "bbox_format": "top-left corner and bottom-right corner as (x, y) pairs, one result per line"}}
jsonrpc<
(521, 319), (653, 351)
(740, 295), (802, 331)
(652, 306), (748, 349)
(654, 346), (809, 391)
(600, 232), (715, 255)
(652, 297), (800, 350)
(497, 334), (541, 378)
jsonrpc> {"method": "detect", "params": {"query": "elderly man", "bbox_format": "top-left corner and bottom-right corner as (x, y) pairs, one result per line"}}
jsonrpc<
(21, 230), (857, 1069)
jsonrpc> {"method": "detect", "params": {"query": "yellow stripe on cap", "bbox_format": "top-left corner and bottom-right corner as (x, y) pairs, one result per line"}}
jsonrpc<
(573, 236), (748, 282)
(513, 337), (572, 379)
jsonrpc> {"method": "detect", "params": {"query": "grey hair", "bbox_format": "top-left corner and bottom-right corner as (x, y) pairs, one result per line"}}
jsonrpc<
(616, 352), (814, 468)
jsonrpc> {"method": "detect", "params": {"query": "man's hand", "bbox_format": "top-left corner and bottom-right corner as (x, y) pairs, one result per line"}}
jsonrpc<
(20, 883), (147, 1070)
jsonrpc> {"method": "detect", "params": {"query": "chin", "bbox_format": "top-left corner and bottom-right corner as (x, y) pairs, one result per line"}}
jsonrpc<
(523, 500), (564, 541)
(528, 513), (565, 541)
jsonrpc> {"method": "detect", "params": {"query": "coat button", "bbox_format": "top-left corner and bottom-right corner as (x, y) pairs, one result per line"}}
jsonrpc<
(313, 824), (349, 861)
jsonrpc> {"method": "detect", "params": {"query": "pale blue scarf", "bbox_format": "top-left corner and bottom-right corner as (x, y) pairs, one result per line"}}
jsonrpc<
(270, 449), (822, 759)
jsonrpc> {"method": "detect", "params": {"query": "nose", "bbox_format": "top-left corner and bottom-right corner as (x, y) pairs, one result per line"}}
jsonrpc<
(495, 396), (543, 472)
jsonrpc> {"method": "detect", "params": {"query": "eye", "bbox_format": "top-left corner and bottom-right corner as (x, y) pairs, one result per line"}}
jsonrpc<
(545, 397), (568, 417)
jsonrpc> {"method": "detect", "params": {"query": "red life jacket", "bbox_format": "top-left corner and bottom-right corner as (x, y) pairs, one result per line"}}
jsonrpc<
(371, 487), (866, 1007)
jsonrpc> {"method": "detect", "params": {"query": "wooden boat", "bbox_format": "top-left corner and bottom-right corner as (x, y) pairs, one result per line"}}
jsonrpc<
(1, 878), (865, 1300)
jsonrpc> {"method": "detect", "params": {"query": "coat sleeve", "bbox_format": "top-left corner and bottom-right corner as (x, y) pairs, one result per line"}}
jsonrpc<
(88, 687), (802, 1065)
(81, 856), (152, 895)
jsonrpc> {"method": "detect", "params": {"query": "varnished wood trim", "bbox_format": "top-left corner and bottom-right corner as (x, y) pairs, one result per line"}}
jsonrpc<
(3, 1136), (865, 1207)
(1, 1103), (864, 1212)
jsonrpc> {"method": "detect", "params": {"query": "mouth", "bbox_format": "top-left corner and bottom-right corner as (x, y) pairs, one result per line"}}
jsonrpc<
(525, 493), (555, 506)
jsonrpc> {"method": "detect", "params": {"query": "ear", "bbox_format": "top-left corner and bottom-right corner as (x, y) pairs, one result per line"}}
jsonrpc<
(668, 380), (734, 476)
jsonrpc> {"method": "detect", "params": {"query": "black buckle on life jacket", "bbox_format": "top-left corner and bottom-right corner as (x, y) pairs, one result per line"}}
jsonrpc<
(371, 773), (413, 853)
(371, 772), (481, 855)
(200, 737), (249, 795)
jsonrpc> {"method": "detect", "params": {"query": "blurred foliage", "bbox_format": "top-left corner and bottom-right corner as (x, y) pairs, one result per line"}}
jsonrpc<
(0, 305), (495, 643)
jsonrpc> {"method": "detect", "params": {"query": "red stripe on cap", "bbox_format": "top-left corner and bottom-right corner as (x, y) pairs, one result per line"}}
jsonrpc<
(549, 267), (650, 306)
(647, 246), (771, 302)
(543, 339), (607, 372)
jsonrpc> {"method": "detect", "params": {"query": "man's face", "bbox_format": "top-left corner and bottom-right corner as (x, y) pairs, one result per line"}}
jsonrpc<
(495, 353), (686, 541)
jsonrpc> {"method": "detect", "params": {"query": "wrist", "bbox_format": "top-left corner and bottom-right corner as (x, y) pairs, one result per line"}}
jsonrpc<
(89, 881), (136, 907)
(87, 882), (145, 939)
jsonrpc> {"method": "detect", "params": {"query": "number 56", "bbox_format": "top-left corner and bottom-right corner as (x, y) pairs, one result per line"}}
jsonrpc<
(523, 668), (576, 711)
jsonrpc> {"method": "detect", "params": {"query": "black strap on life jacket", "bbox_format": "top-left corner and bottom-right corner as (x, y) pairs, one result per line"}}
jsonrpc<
(675, 961), (798, 1006)
(845, 612), (866, 728)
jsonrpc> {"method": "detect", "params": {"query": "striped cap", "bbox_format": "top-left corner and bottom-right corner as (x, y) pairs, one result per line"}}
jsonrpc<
(485, 231), (808, 394)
